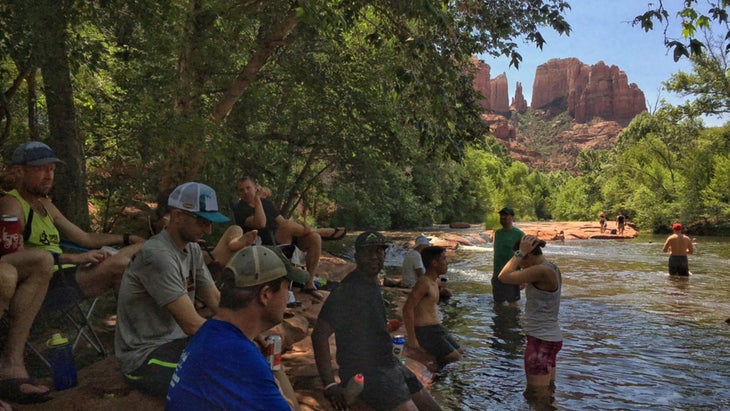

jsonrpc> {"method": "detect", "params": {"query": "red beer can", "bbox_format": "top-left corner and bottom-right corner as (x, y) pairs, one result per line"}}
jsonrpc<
(264, 335), (282, 371)
(0, 215), (21, 256)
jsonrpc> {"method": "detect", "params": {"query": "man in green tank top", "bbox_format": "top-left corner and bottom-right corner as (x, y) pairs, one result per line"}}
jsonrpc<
(0, 142), (145, 297)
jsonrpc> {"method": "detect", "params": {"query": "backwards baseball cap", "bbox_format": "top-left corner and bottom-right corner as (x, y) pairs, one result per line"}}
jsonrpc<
(415, 235), (431, 247)
(498, 207), (515, 216)
(355, 231), (389, 250)
(226, 245), (309, 287)
(168, 182), (229, 223)
(672, 223), (682, 231)
(11, 141), (64, 166)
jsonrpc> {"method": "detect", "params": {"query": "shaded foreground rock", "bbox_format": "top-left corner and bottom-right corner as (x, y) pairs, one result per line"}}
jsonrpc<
(15, 221), (635, 410)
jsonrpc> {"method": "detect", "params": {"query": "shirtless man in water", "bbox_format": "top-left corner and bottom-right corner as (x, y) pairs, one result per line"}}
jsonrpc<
(662, 222), (694, 276)
(402, 246), (463, 367)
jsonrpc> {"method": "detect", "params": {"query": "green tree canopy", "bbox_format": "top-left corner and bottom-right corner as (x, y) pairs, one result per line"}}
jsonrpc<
(0, 0), (573, 231)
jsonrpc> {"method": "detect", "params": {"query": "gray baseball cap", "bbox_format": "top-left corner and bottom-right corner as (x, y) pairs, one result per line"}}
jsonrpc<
(226, 245), (309, 287)
(11, 142), (64, 166)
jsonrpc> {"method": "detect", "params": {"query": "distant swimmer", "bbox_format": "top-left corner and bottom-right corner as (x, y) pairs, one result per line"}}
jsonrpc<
(616, 212), (626, 236)
(662, 223), (693, 276)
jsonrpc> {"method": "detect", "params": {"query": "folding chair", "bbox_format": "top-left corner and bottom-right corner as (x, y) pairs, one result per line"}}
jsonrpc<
(42, 273), (106, 352)
(26, 242), (108, 369)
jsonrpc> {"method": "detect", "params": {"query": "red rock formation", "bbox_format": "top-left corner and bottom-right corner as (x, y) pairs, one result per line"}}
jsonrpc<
(471, 58), (491, 111)
(547, 120), (624, 171)
(489, 73), (509, 114)
(553, 120), (624, 149)
(481, 113), (515, 140)
(531, 58), (646, 125)
(511, 82), (528, 113)
(470, 58), (509, 115)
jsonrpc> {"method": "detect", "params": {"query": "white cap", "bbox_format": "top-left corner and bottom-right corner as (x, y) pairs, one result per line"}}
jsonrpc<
(415, 235), (431, 246)
(168, 182), (229, 223)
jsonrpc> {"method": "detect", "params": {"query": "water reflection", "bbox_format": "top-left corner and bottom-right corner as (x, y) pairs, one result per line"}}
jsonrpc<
(490, 304), (524, 359)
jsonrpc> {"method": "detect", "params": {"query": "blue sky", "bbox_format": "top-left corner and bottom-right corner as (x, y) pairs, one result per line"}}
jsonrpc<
(478, 0), (728, 126)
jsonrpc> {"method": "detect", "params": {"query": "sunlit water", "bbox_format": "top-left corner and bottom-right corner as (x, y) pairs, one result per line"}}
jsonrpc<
(363, 230), (730, 410)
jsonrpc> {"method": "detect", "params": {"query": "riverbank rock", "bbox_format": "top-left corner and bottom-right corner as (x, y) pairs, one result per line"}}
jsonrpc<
(516, 220), (637, 241)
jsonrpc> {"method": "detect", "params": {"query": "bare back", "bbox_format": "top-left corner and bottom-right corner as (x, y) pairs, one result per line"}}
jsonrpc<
(663, 234), (693, 256)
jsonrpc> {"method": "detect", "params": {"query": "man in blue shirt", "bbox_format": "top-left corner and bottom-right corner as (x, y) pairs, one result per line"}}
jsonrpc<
(166, 245), (309, 410)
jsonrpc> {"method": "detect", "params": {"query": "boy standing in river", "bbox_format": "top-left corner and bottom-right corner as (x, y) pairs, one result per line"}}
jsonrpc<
(403, 246), (463, 367)
(662, 222), (693, 276)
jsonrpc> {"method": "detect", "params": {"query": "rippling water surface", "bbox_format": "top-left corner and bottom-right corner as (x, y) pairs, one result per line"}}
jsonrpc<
(373, 230), (730, 410)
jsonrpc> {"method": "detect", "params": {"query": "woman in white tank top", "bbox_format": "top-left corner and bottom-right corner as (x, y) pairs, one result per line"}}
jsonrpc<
(498, 234), (562, 409)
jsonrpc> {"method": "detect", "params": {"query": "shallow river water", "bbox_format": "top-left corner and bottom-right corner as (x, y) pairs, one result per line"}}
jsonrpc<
(366, 229), (730, 410)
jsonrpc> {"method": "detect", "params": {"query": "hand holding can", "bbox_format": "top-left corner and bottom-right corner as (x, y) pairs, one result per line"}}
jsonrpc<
(0, 215), (22, 256)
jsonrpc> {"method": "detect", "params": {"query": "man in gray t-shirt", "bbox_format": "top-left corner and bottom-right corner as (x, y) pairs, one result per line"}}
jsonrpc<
(115, 182), (229, 396)
(401, 235), (430, 288)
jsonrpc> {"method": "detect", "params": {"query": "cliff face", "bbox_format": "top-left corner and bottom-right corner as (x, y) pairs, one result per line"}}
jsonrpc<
(531, 58), (646, 125)
(471, 58), (510, 115)
(511, 82), (528, 113)
(481, 113), (515, 140)
(489, 74), (509, 114)
(473, 57), (647, 172)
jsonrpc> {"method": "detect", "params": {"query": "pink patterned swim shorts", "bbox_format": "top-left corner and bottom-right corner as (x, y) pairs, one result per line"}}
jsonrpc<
(524, 335), (563, 376)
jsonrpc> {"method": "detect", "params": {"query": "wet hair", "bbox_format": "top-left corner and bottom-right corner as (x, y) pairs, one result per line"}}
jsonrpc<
(512, 238), (546, 256)
(420, 246), (446, 268)
(217, 268), (285, 310)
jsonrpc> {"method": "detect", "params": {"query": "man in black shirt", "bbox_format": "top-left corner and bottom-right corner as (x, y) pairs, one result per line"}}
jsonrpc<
(311, 231), (442, 411)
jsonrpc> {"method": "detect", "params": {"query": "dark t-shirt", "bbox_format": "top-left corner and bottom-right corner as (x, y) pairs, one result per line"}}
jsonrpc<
(232, 198), (281, 245)
(317, 271), (398, 377)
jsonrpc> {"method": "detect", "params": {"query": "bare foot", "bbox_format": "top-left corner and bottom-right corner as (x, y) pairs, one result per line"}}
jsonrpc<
(229, 229), (258, 252)
(16, 380), (50, 395)
(0, 399), (12, 411)
(0, 373), (50, 396)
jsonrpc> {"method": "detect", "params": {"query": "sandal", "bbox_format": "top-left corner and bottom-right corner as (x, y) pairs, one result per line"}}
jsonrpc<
(0, 378), (51, 404)
(321, 227), (347, 241)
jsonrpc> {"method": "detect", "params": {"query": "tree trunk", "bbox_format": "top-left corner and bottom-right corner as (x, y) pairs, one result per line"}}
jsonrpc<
(211, 7), (299, 123)
(0, 65), (32, 145)
(32, 0), (89, 228)
(26, 68), (39, 140)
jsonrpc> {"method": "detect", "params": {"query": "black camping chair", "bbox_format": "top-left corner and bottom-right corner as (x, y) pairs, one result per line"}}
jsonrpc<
(26, 241), (108, 369)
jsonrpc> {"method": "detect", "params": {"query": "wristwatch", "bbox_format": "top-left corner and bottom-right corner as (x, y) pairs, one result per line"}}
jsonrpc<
(514, 250), (524, 258)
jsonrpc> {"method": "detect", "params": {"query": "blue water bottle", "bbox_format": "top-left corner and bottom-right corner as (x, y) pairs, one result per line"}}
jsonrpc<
(46, 333), (78, 390)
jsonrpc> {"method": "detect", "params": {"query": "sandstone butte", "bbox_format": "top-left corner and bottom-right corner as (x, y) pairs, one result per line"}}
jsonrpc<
(472, 56), (646, 126)
(14, 221), (636, 411)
